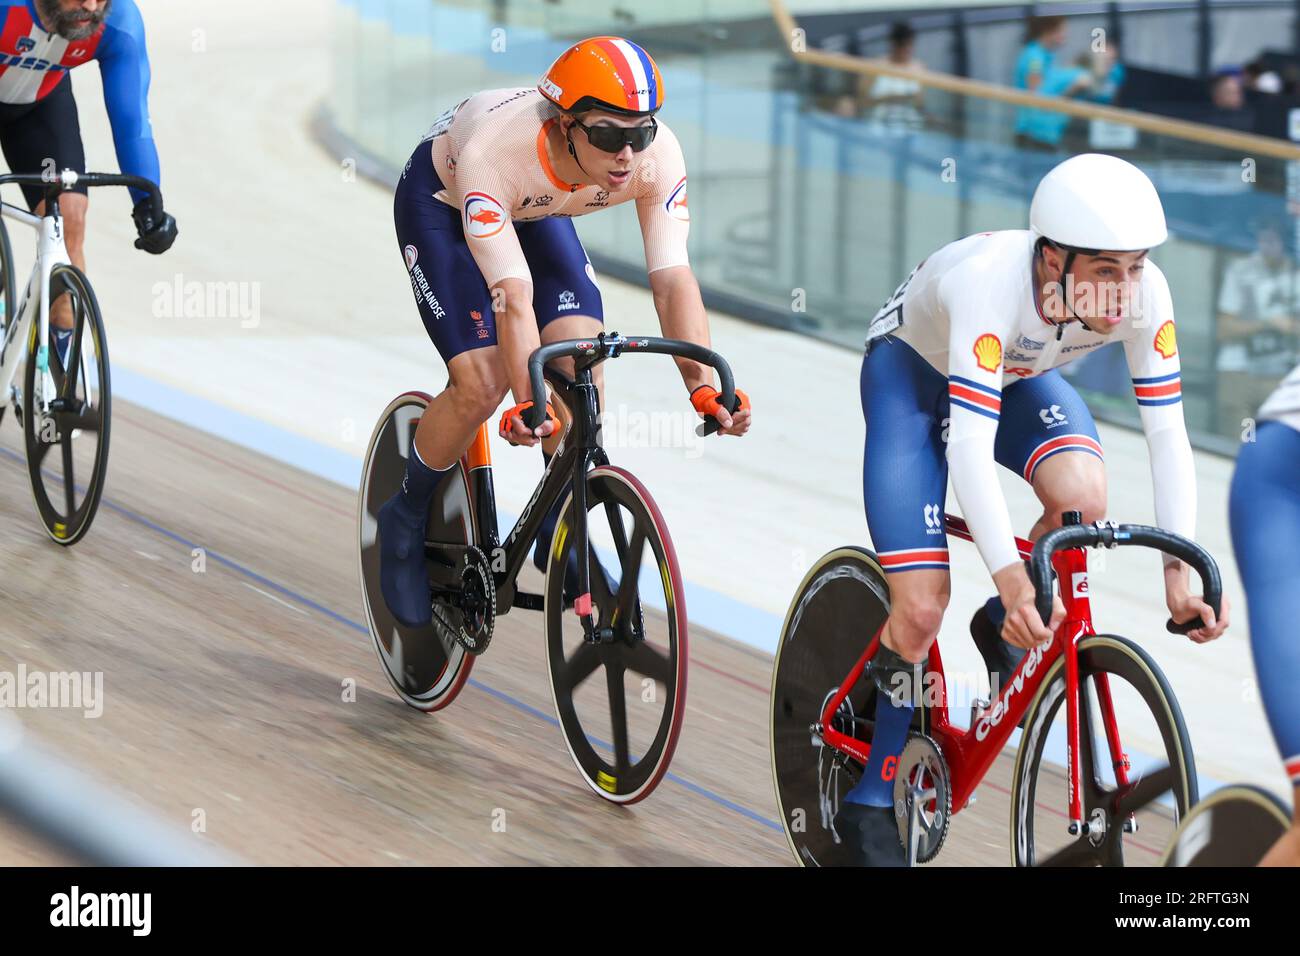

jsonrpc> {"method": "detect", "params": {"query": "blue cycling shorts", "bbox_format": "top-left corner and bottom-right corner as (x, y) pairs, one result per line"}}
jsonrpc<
(860, 336), (1103, 573)
(393, 144), (603, 365)
(1229, 419), (1300, 786)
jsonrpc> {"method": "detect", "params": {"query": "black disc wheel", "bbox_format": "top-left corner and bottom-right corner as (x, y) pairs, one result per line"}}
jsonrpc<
(771, 547), (891, 866)
(358, 392), (475, 711)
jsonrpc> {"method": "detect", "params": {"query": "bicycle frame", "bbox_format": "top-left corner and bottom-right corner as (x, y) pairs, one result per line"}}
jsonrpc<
(817, 515), (1132, 833)
(435, 362), (611, 638)
(0, 197), (70, 414)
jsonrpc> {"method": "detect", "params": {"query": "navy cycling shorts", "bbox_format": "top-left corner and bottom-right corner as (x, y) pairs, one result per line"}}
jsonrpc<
(393, 144), (603, 365)
(1229, 419), (1300, 785)
(860, 335), (1103, 573)
(0, 76), (87, 211)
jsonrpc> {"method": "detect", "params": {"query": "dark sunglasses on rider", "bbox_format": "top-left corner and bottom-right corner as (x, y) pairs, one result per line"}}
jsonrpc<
(571, 117), (658, 153)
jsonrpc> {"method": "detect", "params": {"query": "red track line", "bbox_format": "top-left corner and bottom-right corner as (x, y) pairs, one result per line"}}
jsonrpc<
(114, 409), (355, 520)
(691, 657), (769, 694)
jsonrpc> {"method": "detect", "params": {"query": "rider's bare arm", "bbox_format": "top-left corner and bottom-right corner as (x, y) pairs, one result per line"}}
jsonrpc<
(492, 276), (542, 404)
(648, 265), (711, 391)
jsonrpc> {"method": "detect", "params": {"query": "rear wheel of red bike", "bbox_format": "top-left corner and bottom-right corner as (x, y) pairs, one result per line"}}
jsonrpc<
(770, 547), (891, 866)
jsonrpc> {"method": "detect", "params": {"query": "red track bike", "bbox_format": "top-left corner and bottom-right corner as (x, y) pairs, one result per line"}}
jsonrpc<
(771, 512), (1221, 866)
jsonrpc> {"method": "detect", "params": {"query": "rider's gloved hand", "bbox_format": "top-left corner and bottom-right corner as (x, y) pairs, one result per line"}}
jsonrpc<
(132, 198), (178, 254)
(499, 399), (560, 447)
(689, 384), (751, 436)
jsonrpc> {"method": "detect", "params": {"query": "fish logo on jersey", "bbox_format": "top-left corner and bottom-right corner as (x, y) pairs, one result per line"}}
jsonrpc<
(464, 192), (507, 239)
(973, 333), (1002, 373)
(665, 177), (689, 222)
(1154, 320), (1177, 359)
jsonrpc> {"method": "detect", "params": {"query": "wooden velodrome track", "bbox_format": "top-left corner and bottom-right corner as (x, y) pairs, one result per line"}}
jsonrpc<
(0, 399), (1182, 866)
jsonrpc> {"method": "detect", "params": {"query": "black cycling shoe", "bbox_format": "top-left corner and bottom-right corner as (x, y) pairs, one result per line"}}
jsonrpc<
(833, 802), (908, 867)
(970, 603), (1028, 702)
(378, 492), (433, 628)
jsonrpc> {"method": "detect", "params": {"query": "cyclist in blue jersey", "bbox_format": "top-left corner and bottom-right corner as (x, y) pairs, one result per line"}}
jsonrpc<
(0, 0), (176, 362)
(1229, 364), (1300, 866)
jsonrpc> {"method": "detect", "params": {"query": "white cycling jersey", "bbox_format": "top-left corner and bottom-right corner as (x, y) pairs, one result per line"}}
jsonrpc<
(867, 229), (1195, 575)
(1258, 363), (1300, 434)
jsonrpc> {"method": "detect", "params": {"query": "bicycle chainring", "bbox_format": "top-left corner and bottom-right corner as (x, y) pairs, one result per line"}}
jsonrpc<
(894, 733), (952, 864)
(433, 545), (496, 657)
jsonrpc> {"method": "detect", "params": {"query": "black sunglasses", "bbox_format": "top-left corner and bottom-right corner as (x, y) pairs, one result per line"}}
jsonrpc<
(571, 117), (658, 154)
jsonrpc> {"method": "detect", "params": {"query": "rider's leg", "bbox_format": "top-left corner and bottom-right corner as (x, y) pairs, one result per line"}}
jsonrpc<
(518, 218), (606, 582)
(411, 347), (510, 470)
(847, 339), (950, 817)
(1229, 420), (1300, 866)
(1027, 449), (1108, 540)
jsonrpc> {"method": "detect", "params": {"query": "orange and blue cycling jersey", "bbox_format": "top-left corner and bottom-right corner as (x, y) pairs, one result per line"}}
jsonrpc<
(862, 230), (1195, 577)
(422, 86), (689, 287)
(1230, 364), (1300, 787)
(394, 86), (690, 363)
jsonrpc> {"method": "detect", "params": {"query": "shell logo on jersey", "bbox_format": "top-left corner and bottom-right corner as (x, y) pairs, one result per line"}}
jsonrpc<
(1154, 320), (1177, 359)
(403, 245), (419, 270)
(973, 333), (1002, 372)
(464, 191), (507, 239)
(665, 177), (689, 222)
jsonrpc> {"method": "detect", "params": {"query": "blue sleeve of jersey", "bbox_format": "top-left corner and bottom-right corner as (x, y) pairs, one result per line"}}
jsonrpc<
(96, 4), (159, 205)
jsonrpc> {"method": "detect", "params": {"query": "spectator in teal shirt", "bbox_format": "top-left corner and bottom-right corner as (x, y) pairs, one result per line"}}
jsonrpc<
(1014, 16), (1094, 149)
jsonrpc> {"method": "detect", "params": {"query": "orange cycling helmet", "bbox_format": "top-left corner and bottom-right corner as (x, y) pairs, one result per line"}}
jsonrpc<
(539, 36), (665, 117)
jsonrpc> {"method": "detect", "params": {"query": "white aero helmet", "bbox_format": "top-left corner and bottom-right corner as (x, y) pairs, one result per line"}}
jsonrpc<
(1030, 153), (1168, 252)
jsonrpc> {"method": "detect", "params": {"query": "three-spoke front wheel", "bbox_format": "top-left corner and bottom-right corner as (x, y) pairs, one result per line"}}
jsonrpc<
(23, 264), (110, 545)
(544, 465), (687, 804)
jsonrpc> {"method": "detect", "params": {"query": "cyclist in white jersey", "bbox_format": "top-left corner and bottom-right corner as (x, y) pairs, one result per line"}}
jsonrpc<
(836, 154), (1230, 866)
(1230, 362), (1300, 865)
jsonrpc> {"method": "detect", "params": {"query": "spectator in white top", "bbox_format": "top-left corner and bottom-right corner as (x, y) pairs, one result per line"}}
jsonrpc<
(856, 22), (925, 133)
(1216, 220), (1300, 431)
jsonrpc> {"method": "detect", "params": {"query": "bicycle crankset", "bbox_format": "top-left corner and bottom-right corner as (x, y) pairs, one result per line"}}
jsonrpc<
(894, 733), (952, 864)
(432, 545), (496, 657)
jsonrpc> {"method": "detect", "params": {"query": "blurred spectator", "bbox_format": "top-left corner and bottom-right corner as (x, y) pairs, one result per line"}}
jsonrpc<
(1078, 39), (1125, 105)
(1244, 58), (1284, 94)
(855, 21), (925, 133)
(1014, 16), (1094, 151)
(1211, 70), (1246, 110)
(1216, 220), (1300, 432)
(1207, 69), (1255, 132)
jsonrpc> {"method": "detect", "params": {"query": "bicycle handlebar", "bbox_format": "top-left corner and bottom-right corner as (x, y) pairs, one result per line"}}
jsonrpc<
(523, 333), (737, 433)
(0, 170), (163, 221)
(1029, 521), (1223, 635)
